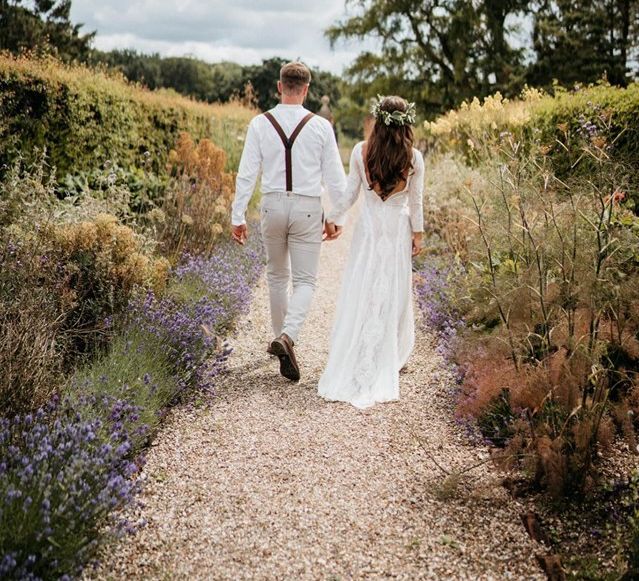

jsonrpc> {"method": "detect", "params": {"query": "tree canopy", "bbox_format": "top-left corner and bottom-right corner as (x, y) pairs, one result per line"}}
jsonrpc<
(0, 0), (94, 61)
(328, 0), (639, 114)
(528, 0), (638, 87)
(90, 51), (342, 114)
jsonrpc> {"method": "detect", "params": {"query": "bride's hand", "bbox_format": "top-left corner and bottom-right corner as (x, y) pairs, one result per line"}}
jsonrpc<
(411, 232), (423, 257)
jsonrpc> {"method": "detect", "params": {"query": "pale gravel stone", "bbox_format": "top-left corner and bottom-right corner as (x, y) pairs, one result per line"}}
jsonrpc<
(89, 209), (544, 580)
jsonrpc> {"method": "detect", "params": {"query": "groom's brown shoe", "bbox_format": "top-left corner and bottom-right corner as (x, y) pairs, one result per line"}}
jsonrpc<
(269, 333), (300, 382)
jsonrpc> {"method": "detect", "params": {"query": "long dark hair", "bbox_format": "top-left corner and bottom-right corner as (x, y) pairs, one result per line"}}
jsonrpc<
(366, 96), (414, 200)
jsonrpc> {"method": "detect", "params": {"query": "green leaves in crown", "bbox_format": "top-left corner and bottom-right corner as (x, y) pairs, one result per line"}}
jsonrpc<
(370, 95), (417, 127)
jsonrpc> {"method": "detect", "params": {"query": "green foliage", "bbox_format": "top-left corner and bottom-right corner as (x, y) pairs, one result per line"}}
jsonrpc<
(533, 83), (639, 192)
(327, 0), (530, 115)
(328, 0), (638, 115)
(241, 57), (342, 113)
(58, 160), (169, 217)
(0, 53), (255, 181)
(529, 0), (637, 88)
(71, 329), (179, 451)
(426, 83), (639, 202)
(91, 50), (343, 117)
(90, 50), (245, 104)
(428, 94), (639, 497)
(0, 0), (95, 62)
(0, 154), (170, 415)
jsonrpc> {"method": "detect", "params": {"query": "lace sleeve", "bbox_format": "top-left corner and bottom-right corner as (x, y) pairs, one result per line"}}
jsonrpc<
(409, 150), (425, 233)
(326, 143), (363, 226)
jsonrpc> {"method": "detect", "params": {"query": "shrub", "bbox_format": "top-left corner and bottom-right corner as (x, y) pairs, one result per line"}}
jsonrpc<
(0, 214), (170, 415)
(423, 105), (639, 496)
(46, 214), (170, 360)
(158, 132), (235, 260)
(70, 331), (179, 451)
(0, 398), (141, 580)
(1, 229), (265, 579)
(0, 151), (58, 229)
(0, 53), (255, 185)
(424, 82), (639, 202)
(57, 159), (169, 218)
(130, 237), (264, 392)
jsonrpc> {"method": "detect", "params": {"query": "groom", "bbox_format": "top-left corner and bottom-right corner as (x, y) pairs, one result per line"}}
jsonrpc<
(230, 61), (347, 382)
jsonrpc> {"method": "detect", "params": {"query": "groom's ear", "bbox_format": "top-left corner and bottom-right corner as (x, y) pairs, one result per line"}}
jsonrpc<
(277, 80), (283, 95)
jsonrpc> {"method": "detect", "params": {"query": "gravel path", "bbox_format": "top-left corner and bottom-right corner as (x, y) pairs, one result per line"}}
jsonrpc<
(92, 210), (544, 580)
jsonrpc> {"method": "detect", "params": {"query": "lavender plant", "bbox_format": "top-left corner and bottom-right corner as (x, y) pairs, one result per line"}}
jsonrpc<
(130, 238), (264, 392)
(0, 397), (141, 580)
(415, 261), (464, 364)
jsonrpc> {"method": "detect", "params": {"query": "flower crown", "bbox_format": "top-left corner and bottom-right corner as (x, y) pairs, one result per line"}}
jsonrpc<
(370, 95), (416, 127)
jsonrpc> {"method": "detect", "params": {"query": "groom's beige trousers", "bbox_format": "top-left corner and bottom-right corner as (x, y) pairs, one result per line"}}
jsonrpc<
(260, 191), (323, 343)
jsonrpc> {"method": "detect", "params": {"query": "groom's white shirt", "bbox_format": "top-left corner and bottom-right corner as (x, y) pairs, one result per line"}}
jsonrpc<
(231, 104), (347, 226)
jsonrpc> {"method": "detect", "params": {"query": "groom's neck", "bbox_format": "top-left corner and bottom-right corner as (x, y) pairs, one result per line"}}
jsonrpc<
(280, 92), (305, 106)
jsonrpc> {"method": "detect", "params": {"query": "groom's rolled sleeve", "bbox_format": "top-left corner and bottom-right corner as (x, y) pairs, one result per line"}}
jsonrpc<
(231, 118), (262, 226)
(320, 123), (347, 224)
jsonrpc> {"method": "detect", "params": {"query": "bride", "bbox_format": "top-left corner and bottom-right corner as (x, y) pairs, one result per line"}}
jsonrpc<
(318, 95), (424, 409)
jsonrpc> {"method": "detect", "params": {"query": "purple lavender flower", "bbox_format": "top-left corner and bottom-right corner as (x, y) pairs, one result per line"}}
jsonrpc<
(128, 237), (264, 393)
(0, 396), (142, 578)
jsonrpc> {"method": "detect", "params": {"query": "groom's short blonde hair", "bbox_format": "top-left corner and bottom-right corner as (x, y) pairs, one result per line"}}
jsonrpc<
(280, 61), (311, 95)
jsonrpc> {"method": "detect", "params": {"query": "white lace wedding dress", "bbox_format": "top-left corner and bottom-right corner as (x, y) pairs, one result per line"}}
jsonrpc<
(318, 141), (425, 408)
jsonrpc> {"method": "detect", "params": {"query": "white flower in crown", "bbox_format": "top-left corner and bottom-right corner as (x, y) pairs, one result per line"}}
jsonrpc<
(370, 95), (417, 127)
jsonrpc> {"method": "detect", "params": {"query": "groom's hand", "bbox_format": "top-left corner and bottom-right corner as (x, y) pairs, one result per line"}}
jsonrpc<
(323, 221), (342, 241)
(231, 224), (248, 245)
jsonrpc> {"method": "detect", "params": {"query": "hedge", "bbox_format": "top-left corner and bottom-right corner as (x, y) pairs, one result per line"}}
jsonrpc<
(533, 83), (639, 183)
(0, 54), (255, 178)
(423, 82), (639, 185)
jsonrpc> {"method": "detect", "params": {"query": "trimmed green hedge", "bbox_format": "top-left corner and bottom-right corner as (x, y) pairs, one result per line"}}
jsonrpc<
(424, 82), (639, 182)
(533, 83), (639, 182)
(0, 54), (254, 178)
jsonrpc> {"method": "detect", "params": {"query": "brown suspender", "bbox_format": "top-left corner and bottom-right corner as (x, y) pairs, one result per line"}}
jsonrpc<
(263, 111), (315, 192)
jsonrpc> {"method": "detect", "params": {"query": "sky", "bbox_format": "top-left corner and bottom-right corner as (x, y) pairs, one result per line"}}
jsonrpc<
(70, 0), (368, 74)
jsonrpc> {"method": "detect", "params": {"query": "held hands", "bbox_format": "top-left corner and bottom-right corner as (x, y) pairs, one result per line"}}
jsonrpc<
(231, 224), (248, 245)
(412, 232), (423, 257)
(323, 221), (343, 241)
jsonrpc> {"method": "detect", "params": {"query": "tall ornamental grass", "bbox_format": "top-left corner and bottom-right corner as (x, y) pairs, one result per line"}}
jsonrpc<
(422, 87), (639, 498)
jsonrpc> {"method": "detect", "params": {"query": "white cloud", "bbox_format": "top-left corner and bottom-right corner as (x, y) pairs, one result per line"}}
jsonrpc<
(71, 0), (372, 74)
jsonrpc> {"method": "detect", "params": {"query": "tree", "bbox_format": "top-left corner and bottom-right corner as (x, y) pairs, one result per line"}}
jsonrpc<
(241, 57), (341, 113)
(480, 0), (530, 90)
(90, 49), (164, 89)
(0, 0), (94, 61)
(327, 0), (530, 115)
(528, 0), (639, 87)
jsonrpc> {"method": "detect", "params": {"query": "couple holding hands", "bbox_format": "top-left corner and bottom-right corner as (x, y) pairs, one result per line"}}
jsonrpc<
(231, 61), (424, 409)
